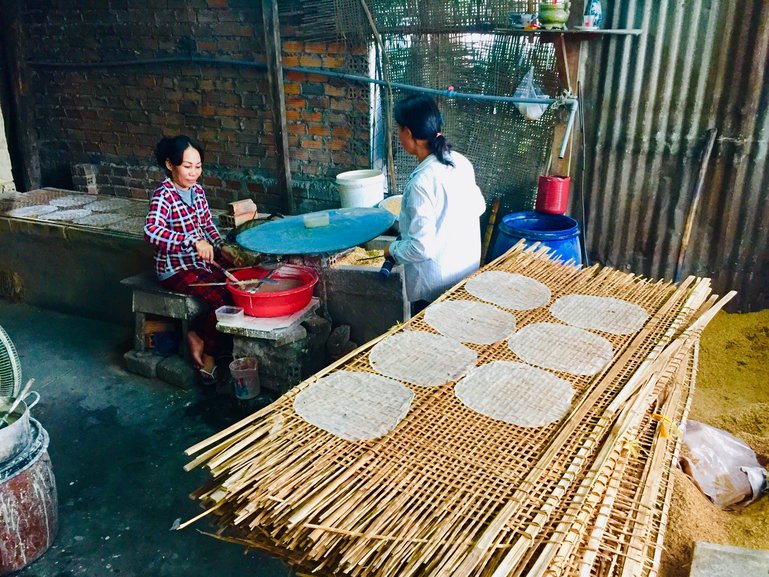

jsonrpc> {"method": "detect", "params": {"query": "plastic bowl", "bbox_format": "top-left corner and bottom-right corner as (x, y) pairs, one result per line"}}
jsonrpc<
(226, 265), (318, 318)
(378, 195), (403, 233)
(215, 305), (244, 323)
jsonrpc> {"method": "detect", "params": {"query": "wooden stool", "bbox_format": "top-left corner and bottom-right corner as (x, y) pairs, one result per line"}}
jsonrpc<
(120, 272), (208, 361)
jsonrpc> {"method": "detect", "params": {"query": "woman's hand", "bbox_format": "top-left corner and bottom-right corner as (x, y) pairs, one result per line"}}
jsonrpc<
(194, 239), (215, 262)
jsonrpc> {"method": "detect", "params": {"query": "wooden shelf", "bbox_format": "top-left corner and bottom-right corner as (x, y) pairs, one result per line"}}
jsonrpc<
(492, 28), (643, 37)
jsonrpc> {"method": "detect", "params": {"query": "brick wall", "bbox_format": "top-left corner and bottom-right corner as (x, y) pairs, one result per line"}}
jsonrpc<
(19, 2), (370, 213)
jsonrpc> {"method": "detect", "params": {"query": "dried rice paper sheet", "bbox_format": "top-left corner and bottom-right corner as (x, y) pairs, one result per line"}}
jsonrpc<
(465, 271), (551, 310)
(455, 361), (574, 427)
(49, 194), (96, 207)
(6, 205), (59, 218)
(87, 198), (134, 212)
(44, 208), (93, 221)
(424, 300), (516, 345)
(71, 212), (125, 226)
(293, 371), (414, 441)
(508, 322), (613, 376)
(549, 294), (649, 335)
(369, 331), (477, 387)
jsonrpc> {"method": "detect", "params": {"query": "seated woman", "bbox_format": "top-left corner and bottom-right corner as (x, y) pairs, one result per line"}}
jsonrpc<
(385, 94), (487, 314)
(144, 134), (245, 385)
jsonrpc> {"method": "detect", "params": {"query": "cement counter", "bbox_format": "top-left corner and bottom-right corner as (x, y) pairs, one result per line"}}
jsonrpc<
(0, 216), (152, 325)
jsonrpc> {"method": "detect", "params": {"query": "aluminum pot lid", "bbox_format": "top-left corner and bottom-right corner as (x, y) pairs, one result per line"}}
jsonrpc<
(235, 207), (395, 255)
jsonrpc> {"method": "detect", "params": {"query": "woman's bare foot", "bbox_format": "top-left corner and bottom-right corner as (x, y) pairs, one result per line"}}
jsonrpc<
(187, 331), (205, 368)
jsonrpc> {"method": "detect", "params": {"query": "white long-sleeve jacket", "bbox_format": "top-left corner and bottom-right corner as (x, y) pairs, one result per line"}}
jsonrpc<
(390, 152), (487, 302)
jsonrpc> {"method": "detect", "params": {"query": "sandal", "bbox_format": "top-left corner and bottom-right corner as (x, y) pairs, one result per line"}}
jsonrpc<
(199, 365), (219, 387)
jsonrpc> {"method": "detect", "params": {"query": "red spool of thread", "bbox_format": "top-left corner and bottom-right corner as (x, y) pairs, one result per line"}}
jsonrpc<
(536, 175), (570, 215)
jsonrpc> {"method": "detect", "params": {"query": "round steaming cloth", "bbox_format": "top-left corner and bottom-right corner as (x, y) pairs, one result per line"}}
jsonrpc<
(465, 271), (551, 310)
(44, 208), (92, 222)
(549, 294), (649, 335)
(423, 300), (516, 345)
(5, 205), (58, 218)
(508, 322), (613, 376)
(293, 371), (414, 441)
(455, 361), (574, 427)
(369, 331), (477, 387)
(236, 207), (395, 255)
(49, 194), (96, 207)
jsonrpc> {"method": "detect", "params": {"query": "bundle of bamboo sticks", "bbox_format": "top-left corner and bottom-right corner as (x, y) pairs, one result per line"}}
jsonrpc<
(182, 243), (734, 577)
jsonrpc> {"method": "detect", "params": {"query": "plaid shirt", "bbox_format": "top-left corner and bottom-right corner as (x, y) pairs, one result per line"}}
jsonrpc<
(144, 178), (223, 279)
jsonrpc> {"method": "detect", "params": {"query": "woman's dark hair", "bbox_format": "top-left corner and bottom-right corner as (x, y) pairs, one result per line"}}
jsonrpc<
(154, 135), (204, 175)
(394, 94), (453, 166)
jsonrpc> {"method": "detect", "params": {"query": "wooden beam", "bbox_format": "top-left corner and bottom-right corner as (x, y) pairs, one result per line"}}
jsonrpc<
(0, 0), (40, 191)
(549, 33), (583, 178)
(262, 0), (295, 214)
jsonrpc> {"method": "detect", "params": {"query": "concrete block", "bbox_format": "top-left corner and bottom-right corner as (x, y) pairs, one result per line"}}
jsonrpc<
(157, 355), (197, 390)
(123, 349), (162, 378)
(689, 541), (769, 577)
(322, 264), (409, 345)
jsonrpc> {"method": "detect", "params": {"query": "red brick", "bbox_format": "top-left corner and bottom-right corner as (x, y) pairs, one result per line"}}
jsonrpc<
(299, 55), (322, 67)
(286, 97), (306, 109)
(288, 124), (307, 135)
(322, 56), (345, 69)
(304, 42), (327, 54)
(325, 84), (346, 97)
(282, 40), (303, 53)
(301, 139), (322, 149)
(284, 68), (304, 80)
(308, 125), (329, 136)
(303, 111), (322, 122)
(332, 126), (353, 137)
(283, 82), (301, 95)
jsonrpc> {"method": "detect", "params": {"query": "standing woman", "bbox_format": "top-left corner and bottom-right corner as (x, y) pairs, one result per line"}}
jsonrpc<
(144, 134), (233, 384)
(386, 94), (487, 313)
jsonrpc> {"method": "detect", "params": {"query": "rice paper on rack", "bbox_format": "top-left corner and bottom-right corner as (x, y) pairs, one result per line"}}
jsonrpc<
(369, 331), (477, 387)
(549, 294), (649, 335)
(293, 371), (414, 441)
(423, 300), (516, 345)
(455, 361), (573, 427)
(508, 322), (613, 376)
(465, 271), (551, 310)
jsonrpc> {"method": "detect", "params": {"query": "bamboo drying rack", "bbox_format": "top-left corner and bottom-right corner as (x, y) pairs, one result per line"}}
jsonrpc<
(183, 243), (734, 577)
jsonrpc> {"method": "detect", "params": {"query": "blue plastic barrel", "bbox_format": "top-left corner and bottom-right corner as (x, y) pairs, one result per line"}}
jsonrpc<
(490, 211), (582, 264)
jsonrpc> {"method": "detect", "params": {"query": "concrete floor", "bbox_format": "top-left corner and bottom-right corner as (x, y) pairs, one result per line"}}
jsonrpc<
(0, 300), (294, 577)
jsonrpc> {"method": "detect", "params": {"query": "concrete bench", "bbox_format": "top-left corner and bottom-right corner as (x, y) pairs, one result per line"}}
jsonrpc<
(120, 272), (208, 362)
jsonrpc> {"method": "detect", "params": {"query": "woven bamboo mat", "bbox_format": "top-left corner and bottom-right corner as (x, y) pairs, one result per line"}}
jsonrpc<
(184, 244), (732, 577)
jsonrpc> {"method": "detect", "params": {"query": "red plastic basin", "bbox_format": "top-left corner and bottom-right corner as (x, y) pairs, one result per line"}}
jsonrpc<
(226, 265), (318, 318)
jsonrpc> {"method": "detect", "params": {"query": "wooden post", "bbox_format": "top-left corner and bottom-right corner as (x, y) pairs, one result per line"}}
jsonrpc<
(549, 33), (582, 178)
(0, 0), (41, 191)
(262, 0), (295, 215)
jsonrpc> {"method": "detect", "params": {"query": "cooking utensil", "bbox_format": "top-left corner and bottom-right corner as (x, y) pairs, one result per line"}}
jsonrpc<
(189, 278), (278, 288)
(0, 378), (34, 428)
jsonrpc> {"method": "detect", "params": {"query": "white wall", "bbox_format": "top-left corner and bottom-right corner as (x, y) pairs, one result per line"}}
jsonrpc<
(0, 106), (15, 191)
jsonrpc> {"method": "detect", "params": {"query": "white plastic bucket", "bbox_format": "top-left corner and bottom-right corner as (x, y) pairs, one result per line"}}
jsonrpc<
(335, 169), (385, 208)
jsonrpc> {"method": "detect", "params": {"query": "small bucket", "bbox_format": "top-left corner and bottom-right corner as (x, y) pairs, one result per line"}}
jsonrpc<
(536, 175), (570, 214)
(335, 170), (385, 208)
(229, 357), (260, 400)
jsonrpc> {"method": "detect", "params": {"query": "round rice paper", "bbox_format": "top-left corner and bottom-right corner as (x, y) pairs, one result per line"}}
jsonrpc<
(465, 271), (551, 311)
(293, 371), (414, 441)
(6, 205), (59, 218)
(455, 361), (574, 427)
(423, 300), (516, 345)
(549, 294), (649, 335)
(49, 194), (96, 207)
(369, 331), (477, 387)
(508, 322), (613, 376)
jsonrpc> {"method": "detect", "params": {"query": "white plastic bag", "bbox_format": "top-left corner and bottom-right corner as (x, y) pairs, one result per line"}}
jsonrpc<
(679, 420), (767, 509)
(514, 67), (549, 121)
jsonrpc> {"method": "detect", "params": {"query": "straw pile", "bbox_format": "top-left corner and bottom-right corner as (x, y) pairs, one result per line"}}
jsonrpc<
(183, 243), (735, 577)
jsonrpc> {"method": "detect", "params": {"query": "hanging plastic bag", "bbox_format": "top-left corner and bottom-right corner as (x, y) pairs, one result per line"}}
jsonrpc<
(679, 420), (768, 509)
(514, 66), (549, 121)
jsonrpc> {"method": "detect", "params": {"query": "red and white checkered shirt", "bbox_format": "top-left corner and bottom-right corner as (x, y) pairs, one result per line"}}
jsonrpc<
(144, 178), (223, 279)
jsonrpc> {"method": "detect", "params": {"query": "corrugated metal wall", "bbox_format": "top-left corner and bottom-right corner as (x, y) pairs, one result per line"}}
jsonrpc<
(581, 0), (769, 311)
